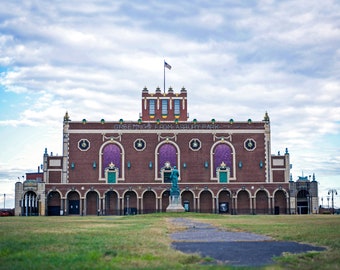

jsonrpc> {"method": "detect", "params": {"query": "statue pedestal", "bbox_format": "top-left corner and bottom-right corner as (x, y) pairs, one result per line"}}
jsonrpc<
(166, 195), (185, 212)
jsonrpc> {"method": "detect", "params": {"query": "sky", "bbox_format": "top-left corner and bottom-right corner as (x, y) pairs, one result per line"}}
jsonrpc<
(0, 0), (339, 209)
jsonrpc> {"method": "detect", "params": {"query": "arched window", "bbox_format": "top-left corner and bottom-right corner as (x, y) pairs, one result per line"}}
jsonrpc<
(158, 143), (177, 170)
(213, 143), (233, 178)
(102, 144), (122, 178)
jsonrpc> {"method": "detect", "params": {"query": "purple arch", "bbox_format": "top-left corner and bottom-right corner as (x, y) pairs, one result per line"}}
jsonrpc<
(102, 144), (121, 177)
(158, 144), (177, 170)
(214, 144), (233, 177)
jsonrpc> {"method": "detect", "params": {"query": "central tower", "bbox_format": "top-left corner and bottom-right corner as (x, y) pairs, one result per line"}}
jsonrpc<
(141, 86), (188, 122)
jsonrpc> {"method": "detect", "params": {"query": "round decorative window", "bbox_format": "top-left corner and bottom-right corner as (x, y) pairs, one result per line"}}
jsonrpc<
(78, 139), (90, 151)
(189, 138), (201, 151)
(134, 139), (146, 151)
(244, 138), (256, 151)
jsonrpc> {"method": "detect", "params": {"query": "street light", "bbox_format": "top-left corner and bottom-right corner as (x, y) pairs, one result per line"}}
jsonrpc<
(126, 195), (130, 215)
(328, 189), (338, 214)
(306, 194), (310, 214)
(3, 194), (5, 209)
(327, 196), (330, 210)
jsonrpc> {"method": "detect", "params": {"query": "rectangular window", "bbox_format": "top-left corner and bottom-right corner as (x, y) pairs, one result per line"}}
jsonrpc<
(174, 99), (180, 115)
(162, 99), (168, 115)
(149, 99), (155, 115)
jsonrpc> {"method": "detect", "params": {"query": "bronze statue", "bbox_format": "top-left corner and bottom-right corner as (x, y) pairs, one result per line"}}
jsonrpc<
(170, 166), (180, 196)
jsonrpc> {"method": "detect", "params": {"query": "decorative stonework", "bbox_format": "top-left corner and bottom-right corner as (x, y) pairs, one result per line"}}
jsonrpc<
(157, 133), (177, 142)
(134, 139), (146, 151)
(213, 133), (232, 142)
(189, 138), (201, 151)
(78, 139), (90, 151)
(244, 138), (256, 151)
(102, 133), (122, 142)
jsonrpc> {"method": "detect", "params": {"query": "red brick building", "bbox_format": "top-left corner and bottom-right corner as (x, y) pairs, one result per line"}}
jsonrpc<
(15, 87), (302, 216)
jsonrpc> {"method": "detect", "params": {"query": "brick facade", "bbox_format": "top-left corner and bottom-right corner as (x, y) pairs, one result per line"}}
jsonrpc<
(14, 88), (318, 215)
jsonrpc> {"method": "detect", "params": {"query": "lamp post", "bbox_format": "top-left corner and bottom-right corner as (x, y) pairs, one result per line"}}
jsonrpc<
(327, 196), (330, 210)
(126, 195), (130, 215)
(3, 194), (5, 209)
(328, 189), (338, 214)
(306, 194), (310, 214)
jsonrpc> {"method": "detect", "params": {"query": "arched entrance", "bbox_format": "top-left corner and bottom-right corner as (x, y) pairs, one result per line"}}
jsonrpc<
(105, 190), (119, 215)
(296, 190), (309, 214)
(274, 190), (287, 214)
(218, 190), (232, 214)
(199, 190), (213, 213)
(124, 191), (137, 215)
(237, 190), (250, 214)
(67, 191), (80, 215)
(22, 191), (39, 216)
(47, 191), (61, 216)
(161, 190), (170, 212)
(255, 190), (269, 214)
(143, 191), (157, 214)
(181, 190), (194, 212)
(86, 191), (99, 215)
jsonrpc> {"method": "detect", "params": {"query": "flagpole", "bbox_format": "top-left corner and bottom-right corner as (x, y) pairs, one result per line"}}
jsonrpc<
(163, 60), (166, 93)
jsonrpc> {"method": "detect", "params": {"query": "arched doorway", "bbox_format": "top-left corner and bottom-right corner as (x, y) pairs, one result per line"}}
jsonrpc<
(181, 190), (194, 212)
(47, 191), (61, 216)
(22, 191), (39, 216)
(143, 191), (156, 214)
(161, 190), (170, 212)
(67, 191), (80, 215)
(218, 190), (232, 214)
(105, 190), (119, 215)
(199, 190), (213, 213)
(296, 190), (309, 214)
(274, 190), (287, 214)
(124, 191), (137, 215)
(86, 191), (99, 215)
(237, 190), (250, 214)
(255, 190), (269, 214)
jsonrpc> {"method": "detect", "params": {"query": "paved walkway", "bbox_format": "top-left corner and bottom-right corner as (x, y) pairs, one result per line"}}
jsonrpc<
(170, 218), (326, 267)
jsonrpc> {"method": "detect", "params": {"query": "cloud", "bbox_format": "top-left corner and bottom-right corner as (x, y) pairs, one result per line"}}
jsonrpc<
(0, 0), (339, 207)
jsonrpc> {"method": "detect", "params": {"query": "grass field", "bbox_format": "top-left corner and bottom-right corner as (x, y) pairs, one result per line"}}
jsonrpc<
(0, 213), (339, 269)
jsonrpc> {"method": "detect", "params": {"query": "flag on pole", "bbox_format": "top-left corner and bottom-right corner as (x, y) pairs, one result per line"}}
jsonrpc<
(164, 61), (172, 70)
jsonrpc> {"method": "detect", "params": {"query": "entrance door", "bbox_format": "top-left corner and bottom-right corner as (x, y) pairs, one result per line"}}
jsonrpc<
(108, 171), (116, 183)
(297, 190), (309, 214)
(48, 206), (61, 216)
(183, 201), (190, 212)
(69, 200), (80, 215)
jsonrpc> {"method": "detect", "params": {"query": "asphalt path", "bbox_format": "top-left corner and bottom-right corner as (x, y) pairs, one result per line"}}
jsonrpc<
(170, 218), (326, 267)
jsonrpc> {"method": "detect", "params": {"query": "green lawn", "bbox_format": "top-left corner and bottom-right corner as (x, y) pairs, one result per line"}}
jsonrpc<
(0, 213), (339, 270)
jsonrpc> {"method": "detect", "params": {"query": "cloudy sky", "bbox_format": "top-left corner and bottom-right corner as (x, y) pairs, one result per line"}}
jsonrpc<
(1, 0), (339, 209)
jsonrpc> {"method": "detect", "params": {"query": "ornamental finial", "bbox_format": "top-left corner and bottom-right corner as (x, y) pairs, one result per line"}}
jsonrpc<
(64, 111), (70, 122)
(263, 111), (270, 122)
